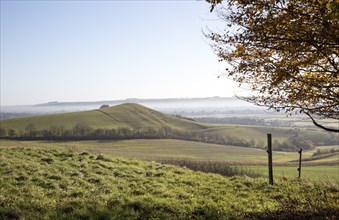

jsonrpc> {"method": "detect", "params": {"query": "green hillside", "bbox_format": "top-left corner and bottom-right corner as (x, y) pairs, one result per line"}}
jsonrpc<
(0, 147), (338, 219)
(0, 103), (205, 131)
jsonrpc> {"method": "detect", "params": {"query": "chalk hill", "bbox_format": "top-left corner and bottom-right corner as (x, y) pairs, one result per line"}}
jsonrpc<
(0, 103), (205, 131)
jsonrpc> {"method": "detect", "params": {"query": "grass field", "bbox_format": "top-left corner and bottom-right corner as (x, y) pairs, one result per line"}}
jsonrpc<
(0, 147), (338, 219)
(193, 113), (339, 130)
(243, 166), (339, 181)
(0, 139), (316, 163)
(1, 139), (338, 181)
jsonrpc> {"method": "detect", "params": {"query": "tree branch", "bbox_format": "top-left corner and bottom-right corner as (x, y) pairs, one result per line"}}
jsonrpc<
(305, 112), (339, 133)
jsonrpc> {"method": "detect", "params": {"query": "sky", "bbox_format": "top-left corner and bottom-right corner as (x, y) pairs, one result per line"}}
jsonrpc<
(0, 0), (237, 106)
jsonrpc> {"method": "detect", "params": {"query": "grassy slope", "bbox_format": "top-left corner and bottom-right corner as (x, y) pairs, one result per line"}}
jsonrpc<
(200, 123), (338, 143)
(0, 103), (205, 131)
(200, 125), (290, 142)
(0, 147), (338, 219)
(0, 139), (270, 162)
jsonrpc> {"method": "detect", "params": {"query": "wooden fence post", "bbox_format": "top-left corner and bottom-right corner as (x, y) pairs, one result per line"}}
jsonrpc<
(267, 134), (273, 185)
(298, 148), (302, 179)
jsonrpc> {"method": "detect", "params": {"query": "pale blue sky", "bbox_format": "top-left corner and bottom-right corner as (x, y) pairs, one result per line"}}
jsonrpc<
(1, 0), (236, 106)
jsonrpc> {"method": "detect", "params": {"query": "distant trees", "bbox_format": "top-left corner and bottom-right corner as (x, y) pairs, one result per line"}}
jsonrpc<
(273, 137), (314, 152)
(7, 128), (17, 137)
(206, 0), (339, 132)
(50, 125), (65, 137)
(0, 127), (7, 137)
(25, 123), (37, 137)
(73, 123), (93, 137)
(313, 148), (339, 157)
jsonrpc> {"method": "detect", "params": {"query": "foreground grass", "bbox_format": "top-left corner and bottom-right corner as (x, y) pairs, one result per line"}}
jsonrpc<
(1, 148), (338, 219)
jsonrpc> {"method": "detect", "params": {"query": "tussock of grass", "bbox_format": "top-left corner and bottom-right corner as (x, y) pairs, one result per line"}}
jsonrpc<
(0, 148), (338, 219)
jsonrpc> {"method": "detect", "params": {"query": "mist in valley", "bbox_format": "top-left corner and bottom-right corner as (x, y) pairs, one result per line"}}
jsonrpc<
(0, 97), (264, 118)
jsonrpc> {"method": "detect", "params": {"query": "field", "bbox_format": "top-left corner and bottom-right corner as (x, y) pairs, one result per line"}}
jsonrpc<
(1, 139), (338, 181)
(2, 139), (338, 164)
(243, 166), (339, 181)
(193, 113), (339, 130)
(0, 147), (338, 219)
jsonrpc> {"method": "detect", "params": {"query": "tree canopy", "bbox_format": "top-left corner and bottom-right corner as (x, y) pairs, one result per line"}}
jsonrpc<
(206, 0), (339, 132)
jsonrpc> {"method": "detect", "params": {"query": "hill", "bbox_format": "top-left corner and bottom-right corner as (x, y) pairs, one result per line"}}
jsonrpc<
(0, 103), (205, 132)
(0, 147), (338, 219)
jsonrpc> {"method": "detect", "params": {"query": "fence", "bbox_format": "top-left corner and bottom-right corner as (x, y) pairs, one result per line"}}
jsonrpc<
(266, 133), (303, 185)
